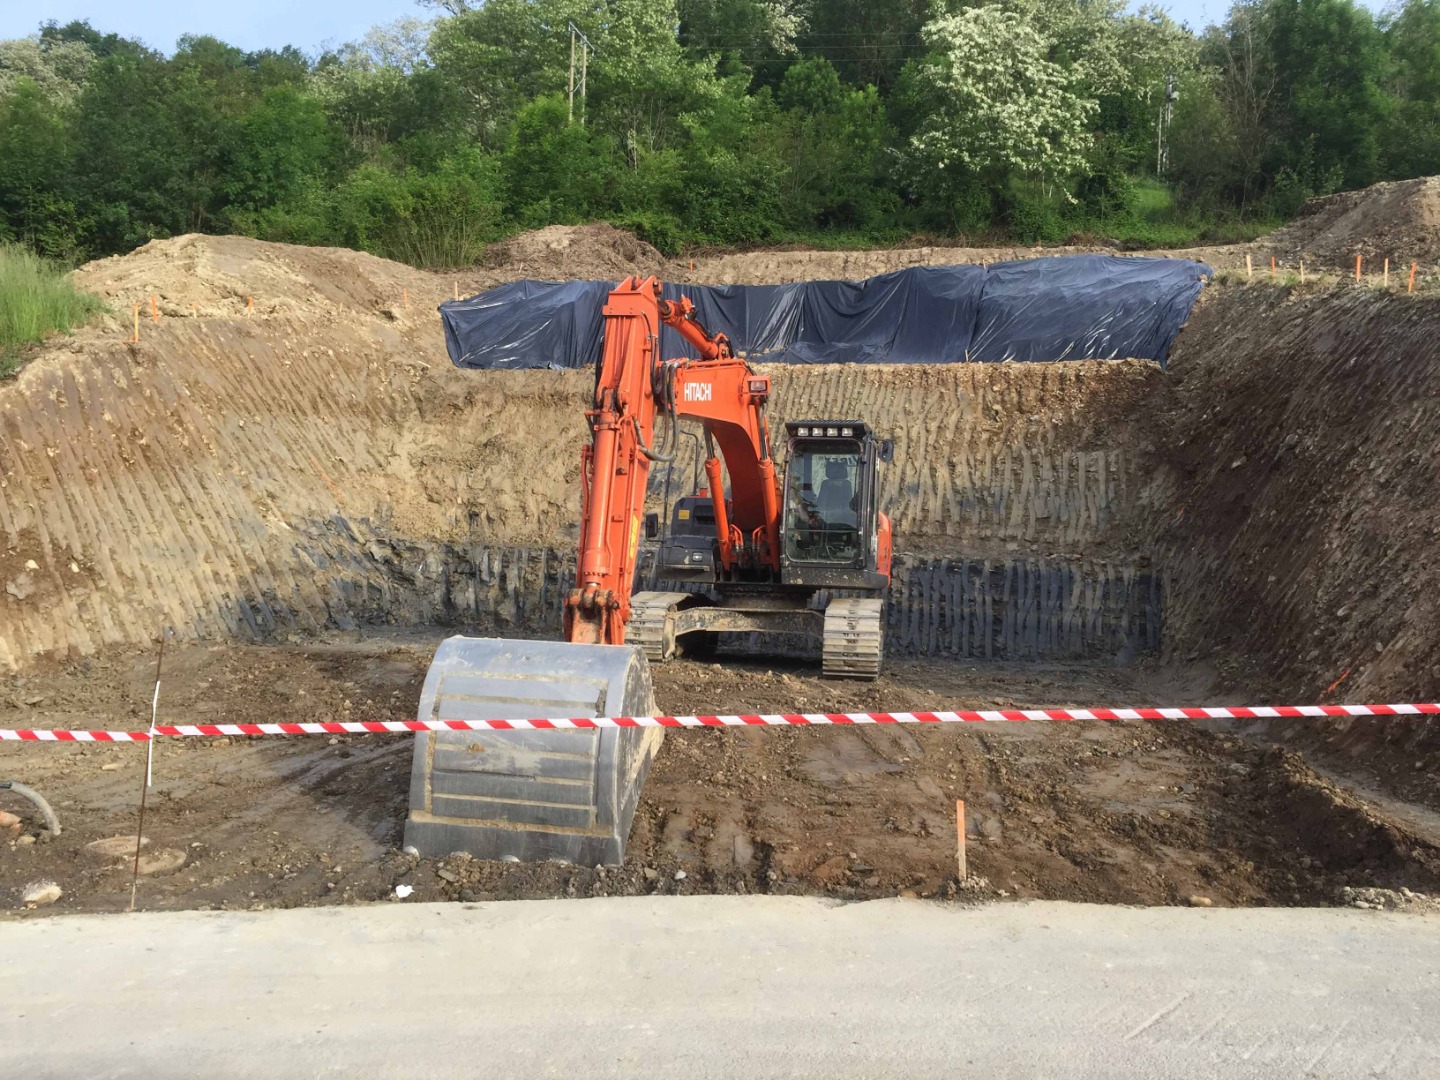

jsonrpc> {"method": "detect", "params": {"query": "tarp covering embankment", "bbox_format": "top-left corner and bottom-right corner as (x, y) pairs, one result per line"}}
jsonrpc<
(439, 255), (1211, 371)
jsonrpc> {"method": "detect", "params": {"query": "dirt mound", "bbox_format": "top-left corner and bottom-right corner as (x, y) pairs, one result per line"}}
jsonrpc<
(76, 234), (438, 322)
(1161, 281), (1440, 811)
(686, 243), (1107, 285)
(0, 233), (604, 667)
(479, 223), (671, 281)
(1264, 176), (1440, 269)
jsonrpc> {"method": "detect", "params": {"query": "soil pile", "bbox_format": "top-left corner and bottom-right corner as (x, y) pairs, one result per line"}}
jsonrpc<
(685, 244), (1106, 284)
(76, 233), (441, 323)
(1, 234), (600, 668)
(1264, 176), (1440, 269)
(478, 223), (670, 282)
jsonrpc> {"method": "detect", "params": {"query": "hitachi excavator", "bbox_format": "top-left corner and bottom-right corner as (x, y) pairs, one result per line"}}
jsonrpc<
(404, 277), (893, 864)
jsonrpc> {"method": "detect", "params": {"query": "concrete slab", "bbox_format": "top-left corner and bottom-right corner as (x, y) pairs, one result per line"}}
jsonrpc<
(3, 897), (1438, 1078)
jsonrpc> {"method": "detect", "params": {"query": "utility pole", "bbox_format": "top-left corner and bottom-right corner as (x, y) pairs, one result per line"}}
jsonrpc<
(566, 21), (594, 125)
(1156, 73), (1177, 176)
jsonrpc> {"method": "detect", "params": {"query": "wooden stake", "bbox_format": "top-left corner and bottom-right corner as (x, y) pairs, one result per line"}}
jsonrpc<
(191, 303), (198, 318)
(130, 632), (166, 912)
(150, 295), (159, 322)
(1246, 253), (1252, 279)
(403, 287), (409, 309)
(1270, 256), (1276, 279)
(955, 800), (968, 881)
(130, 305), (140, 343)
(1410, 262), (1418, 293)
(246, 296), (254, 316)
(1356, 254), (1362, 283)
(1384, 258), (1390, 288)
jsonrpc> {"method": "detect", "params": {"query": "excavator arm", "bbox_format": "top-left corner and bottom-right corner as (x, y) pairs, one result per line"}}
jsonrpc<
(565, 276), (779, 646)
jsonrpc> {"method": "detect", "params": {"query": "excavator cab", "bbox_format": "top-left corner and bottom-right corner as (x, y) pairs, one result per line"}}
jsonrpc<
(779, 421), (893, 588)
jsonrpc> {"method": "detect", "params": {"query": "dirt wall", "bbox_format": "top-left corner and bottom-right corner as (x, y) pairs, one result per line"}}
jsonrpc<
(1, 233), (1176, 668)
(1162, 283), (1440, 703)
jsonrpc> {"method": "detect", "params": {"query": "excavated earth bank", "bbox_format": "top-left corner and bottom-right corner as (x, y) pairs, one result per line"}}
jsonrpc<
(3, 206), (1440, 916)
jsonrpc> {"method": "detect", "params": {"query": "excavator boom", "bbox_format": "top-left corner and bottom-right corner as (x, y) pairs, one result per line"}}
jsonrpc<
(566, 277), (779, 646)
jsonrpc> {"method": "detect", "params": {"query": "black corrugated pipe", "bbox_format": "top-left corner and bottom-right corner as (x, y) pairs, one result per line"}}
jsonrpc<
(1, 780), (60, 836)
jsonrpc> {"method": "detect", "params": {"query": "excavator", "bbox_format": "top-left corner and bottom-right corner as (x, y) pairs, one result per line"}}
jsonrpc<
(403, 277), (893, 864)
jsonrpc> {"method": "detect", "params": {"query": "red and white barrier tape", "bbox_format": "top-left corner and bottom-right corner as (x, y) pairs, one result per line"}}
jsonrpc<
(1, 703), (1437, 742)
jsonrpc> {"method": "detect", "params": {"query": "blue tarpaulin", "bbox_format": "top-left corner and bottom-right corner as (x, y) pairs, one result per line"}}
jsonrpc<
(439, 255), (1211, 372)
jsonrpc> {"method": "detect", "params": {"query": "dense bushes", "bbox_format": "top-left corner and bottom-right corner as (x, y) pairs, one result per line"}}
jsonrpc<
(4, 0), (1440, 266)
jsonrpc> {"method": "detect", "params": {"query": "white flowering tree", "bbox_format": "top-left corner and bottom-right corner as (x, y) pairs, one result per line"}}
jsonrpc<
(906, 6), (1096, 198)
(0, 37), (94, 105)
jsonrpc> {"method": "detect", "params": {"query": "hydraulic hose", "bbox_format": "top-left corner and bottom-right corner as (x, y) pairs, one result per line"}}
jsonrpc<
(1, 780), (61, 836)
(634, 415), (677, 464)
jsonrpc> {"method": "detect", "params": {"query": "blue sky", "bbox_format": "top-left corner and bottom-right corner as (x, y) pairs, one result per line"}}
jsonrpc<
(0, 1), (425, 55)
(0, 0), (1392, 54)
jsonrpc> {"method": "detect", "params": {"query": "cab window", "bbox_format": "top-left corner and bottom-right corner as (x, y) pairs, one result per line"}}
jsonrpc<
(784, 446), (861, 563)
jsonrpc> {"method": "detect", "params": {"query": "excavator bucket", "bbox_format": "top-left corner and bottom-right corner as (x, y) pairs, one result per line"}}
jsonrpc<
(403, 636), (663, 865)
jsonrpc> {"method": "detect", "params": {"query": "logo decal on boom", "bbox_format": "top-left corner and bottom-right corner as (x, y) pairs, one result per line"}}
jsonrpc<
(683, 383), (713, 403)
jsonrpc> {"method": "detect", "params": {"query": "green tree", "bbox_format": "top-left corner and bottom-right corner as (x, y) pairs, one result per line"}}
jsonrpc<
(904, 6), (1096, 215)
(797, 0), (928, 93)
(1172, 5), (1278, 211)
(0, 36), (95, 104)
(1260, 0), (1391, 193)
(428, 0), (593, 142)
(776, 60), (893, 230)
(71, 53), (234, 249)
(223, 86), (337, 211)
(1384, 0), (1440, 178)
(38, 19), (151, 61)
(0, 78), (83, 258)
(503, 92), (619, 224)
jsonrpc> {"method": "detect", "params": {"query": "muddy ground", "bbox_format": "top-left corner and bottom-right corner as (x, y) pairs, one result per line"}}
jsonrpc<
(3, 636), (1438, 918)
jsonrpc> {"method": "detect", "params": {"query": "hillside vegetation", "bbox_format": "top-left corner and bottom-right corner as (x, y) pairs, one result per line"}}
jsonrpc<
(2, 0), (1439, 264)
(0, 243), (103, 371)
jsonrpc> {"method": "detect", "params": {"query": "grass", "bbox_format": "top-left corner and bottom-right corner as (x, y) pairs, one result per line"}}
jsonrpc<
(0, 243), (106, 374)
(1132, 178), (1175, 220)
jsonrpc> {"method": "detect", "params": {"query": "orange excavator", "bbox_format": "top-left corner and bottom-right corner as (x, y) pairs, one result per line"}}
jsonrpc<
(404, 277), (894, 863)
(567, 276), (893, 674)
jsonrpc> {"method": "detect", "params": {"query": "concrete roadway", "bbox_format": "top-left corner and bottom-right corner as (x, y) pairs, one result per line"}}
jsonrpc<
(2, 896), (1437, 1079)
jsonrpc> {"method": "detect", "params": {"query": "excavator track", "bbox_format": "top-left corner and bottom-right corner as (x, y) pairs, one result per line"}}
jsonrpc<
(822, 597), (885, 680)
(628, 591), (695, 662)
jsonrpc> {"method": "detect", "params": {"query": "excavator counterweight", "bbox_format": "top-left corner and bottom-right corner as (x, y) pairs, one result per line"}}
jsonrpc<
(406, 277), (893, 862)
